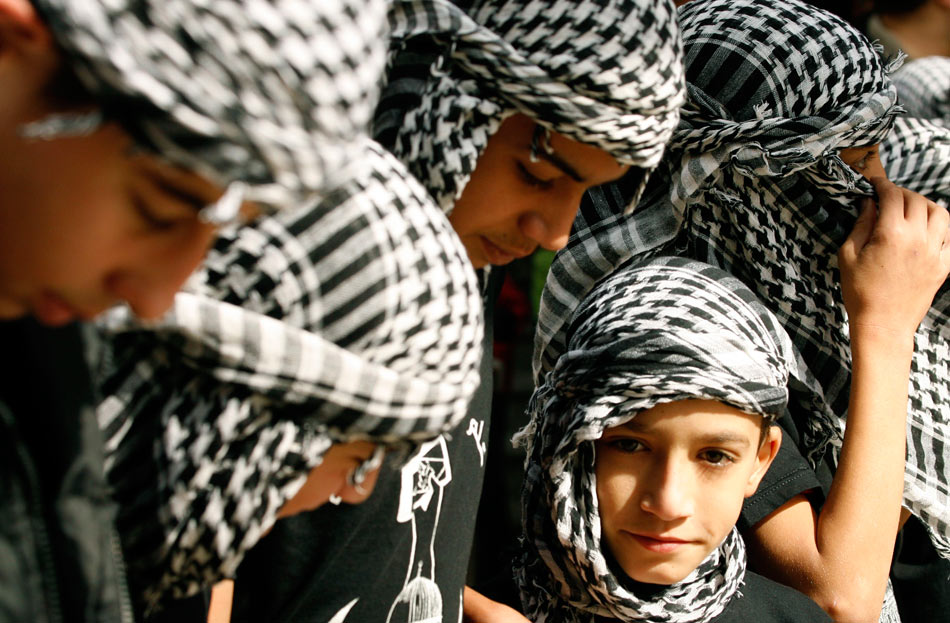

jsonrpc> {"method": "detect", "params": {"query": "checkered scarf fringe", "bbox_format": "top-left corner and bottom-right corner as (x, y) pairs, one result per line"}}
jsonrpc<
(33, 0), (390, 209)
(893, 56), (950, 122)
(516, 257), (802, 623)
(95, 140), (483, 614)
(379, 0), (686, 213)
(536, 0), (950, 568)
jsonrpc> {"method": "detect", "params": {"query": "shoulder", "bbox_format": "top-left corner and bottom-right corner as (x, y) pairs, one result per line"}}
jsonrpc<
(713, 572), (831, 623)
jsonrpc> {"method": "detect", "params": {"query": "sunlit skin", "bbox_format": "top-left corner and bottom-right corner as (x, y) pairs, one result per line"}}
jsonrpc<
(595, 400), (780, 585)
(449, 114), (629, 269)
(276, 441), (381, 518)
(0, 0), (227, 325)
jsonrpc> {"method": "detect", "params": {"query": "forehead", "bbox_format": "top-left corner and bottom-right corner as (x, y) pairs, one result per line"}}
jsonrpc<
(491, 114), (628, 184)
(614, 400), (761, 443)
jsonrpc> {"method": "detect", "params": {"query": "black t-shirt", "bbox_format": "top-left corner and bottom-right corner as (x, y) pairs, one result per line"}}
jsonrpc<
(231, 282), (499, 623)
(709, 571), (832, 623)
(739, 410), (833, 531)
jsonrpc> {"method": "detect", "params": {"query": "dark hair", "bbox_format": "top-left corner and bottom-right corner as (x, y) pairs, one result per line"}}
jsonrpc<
(759, 419), (775, 447)
(42, 60), (97, 110)
(873, 0), (927, 14)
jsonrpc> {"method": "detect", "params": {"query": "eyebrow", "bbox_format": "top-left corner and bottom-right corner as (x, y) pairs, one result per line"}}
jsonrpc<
(621, 421), (752, 448)
(537, 149), (586, 183)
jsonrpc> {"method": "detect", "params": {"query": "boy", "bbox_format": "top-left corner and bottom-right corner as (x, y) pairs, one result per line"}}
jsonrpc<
(517, 256), (830, 622)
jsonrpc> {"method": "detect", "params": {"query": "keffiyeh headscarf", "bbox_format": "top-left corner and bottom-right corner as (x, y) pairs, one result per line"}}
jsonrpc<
(32, 0), (390, 211)
(95, 140), (483, 615)
(517, 257), (811, 623)
(538, 0), (950, 566)
(377, 0), (686, 213)
(892, 57), (950, 122)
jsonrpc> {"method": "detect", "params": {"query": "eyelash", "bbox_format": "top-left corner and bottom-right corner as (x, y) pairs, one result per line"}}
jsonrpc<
(699, 450), (735, 466)
(517, 162), (554, 190)
(605, 438), (737, 467)
(133, 197), (177, 232)
(608, 438), (644, 453)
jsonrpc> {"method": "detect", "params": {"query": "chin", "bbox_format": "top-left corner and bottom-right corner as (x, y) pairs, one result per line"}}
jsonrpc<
(628, 567), (691, 586)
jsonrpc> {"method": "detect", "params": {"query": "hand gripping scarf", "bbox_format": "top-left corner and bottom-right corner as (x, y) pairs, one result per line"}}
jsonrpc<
(537, 0), (950, 570)
(378, 0), (686, 214)
(94, 140), (483, 615)
(892, 56), (950, 122)
(30, 0), (391, 213)
(516, 256), (815, 623)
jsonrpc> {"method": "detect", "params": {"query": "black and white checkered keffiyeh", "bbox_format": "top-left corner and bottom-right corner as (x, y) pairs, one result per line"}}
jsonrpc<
(517, 257), (820, 623)
(378, 0), (686, 213)
(33, 0), (390, 211)
(95, 140), (483, 614)
(893, 56), (950, 122)
(537, 0), (950, 571)
(883, 116), (950, 207)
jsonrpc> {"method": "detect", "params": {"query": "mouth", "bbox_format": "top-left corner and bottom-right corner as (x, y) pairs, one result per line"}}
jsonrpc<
(625, 532), (692, 554)
(32, 292), (98, 327)
(479, 236), (533, 266)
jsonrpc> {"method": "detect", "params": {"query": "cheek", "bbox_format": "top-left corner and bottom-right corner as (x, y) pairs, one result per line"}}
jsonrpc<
(701, 473), (751, 539)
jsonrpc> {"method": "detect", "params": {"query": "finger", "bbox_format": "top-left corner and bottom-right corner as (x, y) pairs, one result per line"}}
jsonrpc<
(869, 176), (904, 229)
(841, 196), (877, 260)
(901, 186), (929, 227)
(927, 201), (950, 248)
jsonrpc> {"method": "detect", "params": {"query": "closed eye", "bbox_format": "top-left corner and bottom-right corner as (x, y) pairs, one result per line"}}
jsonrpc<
(133, 196), (178, 231)
(517, 162), (555, 190)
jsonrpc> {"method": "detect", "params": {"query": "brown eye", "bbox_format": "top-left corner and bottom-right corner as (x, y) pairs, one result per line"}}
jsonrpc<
(607, 438), (645, 453)
(699, 450), (734, 466)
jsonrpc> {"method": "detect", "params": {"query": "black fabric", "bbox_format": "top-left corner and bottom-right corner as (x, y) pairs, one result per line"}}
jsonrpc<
(738, 412), (830, 531)
(230, 273), (501, 623)
(892, 516), (950, 623)
(707, 572), (831, 623)
(0, 318), (130, 622)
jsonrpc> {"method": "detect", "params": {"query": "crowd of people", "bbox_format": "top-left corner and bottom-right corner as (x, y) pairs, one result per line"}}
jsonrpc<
(1, 0), (949, 622)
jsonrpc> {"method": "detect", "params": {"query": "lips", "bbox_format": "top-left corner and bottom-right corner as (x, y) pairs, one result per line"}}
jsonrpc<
(32, 292), (102, 327)
(479, 236), (533, 266)
(626, 532), (692, 554)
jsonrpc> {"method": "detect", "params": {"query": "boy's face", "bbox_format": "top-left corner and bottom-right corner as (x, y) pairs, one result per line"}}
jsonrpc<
(595, 399), (780, 585)
(449, 113), (629, 269)
(0, 3), (223, 325)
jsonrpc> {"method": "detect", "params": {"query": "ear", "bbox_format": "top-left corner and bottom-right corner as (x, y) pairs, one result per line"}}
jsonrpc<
(744, 425), (781, 498)
(0, 0), (52, 57)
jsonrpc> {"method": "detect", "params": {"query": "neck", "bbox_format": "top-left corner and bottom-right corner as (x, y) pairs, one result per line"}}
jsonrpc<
(881, 4), (950, 58)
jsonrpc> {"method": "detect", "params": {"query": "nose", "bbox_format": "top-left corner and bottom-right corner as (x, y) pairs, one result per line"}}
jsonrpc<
(106, 222), (217, 320)
(517, 196), (582, 251)
(639, 456), (695, 522)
